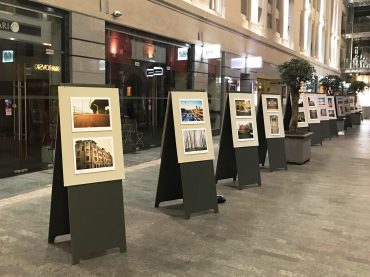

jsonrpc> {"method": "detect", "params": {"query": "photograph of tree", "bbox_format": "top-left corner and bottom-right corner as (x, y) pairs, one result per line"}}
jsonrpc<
(182, 128), (208, 155)
(266, 97), (279, 111)
(235, 99), (252, 117)
(73, 137), (115, 174)
(236, 121), (254, 140)
(179, 99), (204, 124)
(71, 97), (111, 132)
(269, 115), (280, 135)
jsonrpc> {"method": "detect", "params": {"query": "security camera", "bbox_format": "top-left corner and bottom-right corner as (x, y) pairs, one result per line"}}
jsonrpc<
(112, 10), (122, 17)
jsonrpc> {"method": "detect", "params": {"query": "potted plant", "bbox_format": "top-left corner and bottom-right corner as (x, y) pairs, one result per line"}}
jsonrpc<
(319, 75), (344, 135)
(348, 80), (366, 125)
(278, 58), (315, 164)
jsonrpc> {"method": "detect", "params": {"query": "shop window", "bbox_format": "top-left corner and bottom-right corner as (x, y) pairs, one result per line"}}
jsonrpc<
(209, 0), (222, 14)
(267, 13), (272, 28)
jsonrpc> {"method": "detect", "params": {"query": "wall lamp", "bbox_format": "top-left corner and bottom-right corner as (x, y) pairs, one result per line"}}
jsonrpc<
(112, 10), (122, 18)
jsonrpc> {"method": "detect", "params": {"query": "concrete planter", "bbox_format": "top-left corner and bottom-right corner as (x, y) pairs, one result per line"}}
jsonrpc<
(285, 132), (313, 164)
(351, 112), (362, 125)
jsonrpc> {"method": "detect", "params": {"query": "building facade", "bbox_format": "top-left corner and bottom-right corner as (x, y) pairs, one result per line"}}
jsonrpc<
(75, 140), (113, 170)
(0, 0), (343, 178)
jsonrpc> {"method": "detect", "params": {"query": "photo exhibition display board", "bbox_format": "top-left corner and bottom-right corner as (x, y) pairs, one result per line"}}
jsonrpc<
(327, 96), (337, 120)
(335, 96), (345, 117)
(317, 94), (329, 121)
(297, 94), (309, 128)
(229, 93), (259, 148)
(304, 94), (320, 124)
(261, 95), (285, 139)
(348, 96), (356, 112)
(171, 91), (214, 163)
(58, 86), (125, 186)
(343, 97), (351, 115)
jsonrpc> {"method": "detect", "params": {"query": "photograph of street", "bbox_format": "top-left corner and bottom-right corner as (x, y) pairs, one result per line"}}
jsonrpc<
(73, 137), (115, 174)
(235, 99), (252, 117)
(182, 128), (208, 154)
(71, 97), (111, 131)
(236, 120), (254, 140)
(179, 99), (204, 124)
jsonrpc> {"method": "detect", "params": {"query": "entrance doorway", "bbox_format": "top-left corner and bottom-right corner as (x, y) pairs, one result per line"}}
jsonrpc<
(0, 39), (61, 178)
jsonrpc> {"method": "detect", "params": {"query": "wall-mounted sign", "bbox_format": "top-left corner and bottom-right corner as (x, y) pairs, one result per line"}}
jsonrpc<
(153, 67), (163, 76)
(246, 56), (262, 68)
(0, 20), (19, 33)
(5, 99), (12, 116)
(202, 44), (221, 59)
(34, 64), (61, 72)
(143, 43), (155, 59)
(177, 47), (188, 61)
(231, 58), (245, 69)
(146, 67), (163, 77)
(2, 50), (14, 63)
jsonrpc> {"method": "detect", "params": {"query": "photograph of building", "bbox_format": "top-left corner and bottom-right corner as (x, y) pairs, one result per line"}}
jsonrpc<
(74, 138), (114, 172)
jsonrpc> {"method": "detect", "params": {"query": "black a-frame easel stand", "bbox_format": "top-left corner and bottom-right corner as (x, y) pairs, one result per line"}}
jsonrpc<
(48, 125), (126, 264)
(257, 95), (287, 171)
(154, 96), (218, 219)
(344, 114), (353, 130)
(308, 123), (323, 146)
(321, 120), (331, 140)
(329, 119), (338, 137)
(215, 95), (261, 189)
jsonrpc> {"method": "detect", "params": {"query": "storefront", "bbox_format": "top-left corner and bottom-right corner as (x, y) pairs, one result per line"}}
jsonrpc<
(0, 1), (66, 178)
(105, 25), (191, 148)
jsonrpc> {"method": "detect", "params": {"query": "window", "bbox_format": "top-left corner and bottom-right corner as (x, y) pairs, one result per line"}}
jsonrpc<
(258, 7), (262, 22)
(276, 18), (280, 34)
(209, 0), (222, 13)
(267, 13), (272, 28)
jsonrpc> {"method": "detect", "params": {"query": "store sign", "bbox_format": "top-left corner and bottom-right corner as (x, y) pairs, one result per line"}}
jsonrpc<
(5, 99), (12, 116)
(2, 50), (14, 63)
(143, 43), (155, 59)
(177, 47), (188, 61)
(246, 56), (262, 68)
(146, 67), (163, 77)
(34, 63), (61, 72)
(202, 44), (221, 59)
(231, 58), (245, 69)
(0, 20), (19, 33)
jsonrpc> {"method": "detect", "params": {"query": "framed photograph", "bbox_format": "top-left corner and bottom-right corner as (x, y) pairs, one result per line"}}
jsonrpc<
(339, 106), (344, 115)
(309, 109), (318, 119)
(298, 97), (304, 107)
(328, 110), (335, 118)
(235, 99), (252, 117)
(318, 97), (326, 106)
(320, 108), (327, 117)
(182, 128), (208, 155)
(328, 97), (333, 108)
(73, 137), (115, 175)
(266, 97), (279, 111)
(298, 111), (306, 122)
(337, 99), (343, 104)
(71, 97), (112, 132)
(236, 120), (254, 141)
(228, 83), (237, 92)
(179, 99), (204, 124)
(308, 96), (316, 107)
(269, 114), (280, 135)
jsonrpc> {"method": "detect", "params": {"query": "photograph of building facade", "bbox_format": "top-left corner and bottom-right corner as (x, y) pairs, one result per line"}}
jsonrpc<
(74, 139), (113, 170)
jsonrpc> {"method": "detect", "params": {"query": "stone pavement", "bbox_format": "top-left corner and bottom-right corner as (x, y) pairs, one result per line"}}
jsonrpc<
(1, 122), (370, 276)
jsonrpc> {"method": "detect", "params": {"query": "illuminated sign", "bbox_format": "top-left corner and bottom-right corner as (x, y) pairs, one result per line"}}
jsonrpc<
(202, 44), (221, 59)
(146, 67), (163, 77)
(0, 20), (19, 32)
(246, 56), (262, 68)
(177, 47), (188, 61)
(2, 50), (14, 63)
(143, 43), (155, 59)
(231, 58), (245, 69)
(34, 64), (61, 72)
